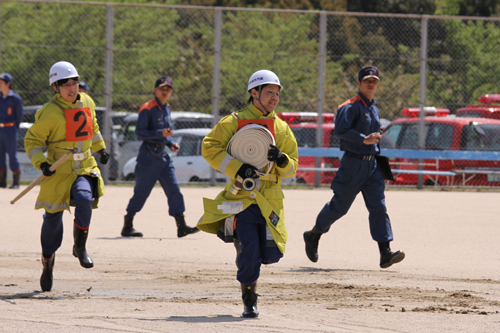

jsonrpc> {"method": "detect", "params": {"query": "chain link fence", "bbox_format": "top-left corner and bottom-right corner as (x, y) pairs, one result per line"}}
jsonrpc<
(2, 0), (500, 188)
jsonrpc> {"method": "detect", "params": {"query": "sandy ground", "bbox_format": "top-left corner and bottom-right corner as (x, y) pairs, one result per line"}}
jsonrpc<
(1, 185), (499, 333)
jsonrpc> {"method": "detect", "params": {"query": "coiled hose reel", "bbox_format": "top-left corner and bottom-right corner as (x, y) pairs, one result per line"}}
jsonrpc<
(226, 124), (275, 194)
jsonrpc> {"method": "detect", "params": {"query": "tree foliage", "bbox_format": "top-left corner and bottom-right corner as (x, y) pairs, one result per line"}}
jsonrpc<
(1, 0), (500, 120)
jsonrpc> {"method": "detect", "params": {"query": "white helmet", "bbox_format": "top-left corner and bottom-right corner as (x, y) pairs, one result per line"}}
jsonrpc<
(247, 70), (283, 94)
(49, 61), (79, 85)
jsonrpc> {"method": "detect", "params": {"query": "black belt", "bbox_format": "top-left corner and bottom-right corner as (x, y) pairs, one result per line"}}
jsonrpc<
(145, 142), (167, 157)
(344, 151), (375, 161)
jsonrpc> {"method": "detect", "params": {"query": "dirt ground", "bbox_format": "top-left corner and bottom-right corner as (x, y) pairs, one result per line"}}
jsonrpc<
(1, 185), (499, 333)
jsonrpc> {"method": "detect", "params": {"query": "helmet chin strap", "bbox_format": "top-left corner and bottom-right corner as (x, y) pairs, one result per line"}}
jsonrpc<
(255, 86), (270, 116)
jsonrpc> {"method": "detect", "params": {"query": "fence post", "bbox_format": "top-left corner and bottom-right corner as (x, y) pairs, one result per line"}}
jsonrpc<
(417, 15), (429, 189)
(103, 3), (114, 184)
(209, 8), (222, 186)
(315, 11), (327, 188)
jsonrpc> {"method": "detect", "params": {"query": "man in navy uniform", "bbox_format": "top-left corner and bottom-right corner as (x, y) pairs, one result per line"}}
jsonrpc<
(78, 82), (89, 94)
(121, 76), (199, 238)
(0, 72), (24, 189)
(303, 66), (405, 269)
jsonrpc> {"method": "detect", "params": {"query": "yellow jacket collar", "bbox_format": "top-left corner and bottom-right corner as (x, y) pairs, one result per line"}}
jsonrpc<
(248, 102), (276, 119)
(53, 93), (82, 109)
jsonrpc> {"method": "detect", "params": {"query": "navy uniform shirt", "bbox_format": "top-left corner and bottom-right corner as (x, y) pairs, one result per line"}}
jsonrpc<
(334, 92), (381, 156)
(0, 90), (23, 128)
(135, 96), (175, 149)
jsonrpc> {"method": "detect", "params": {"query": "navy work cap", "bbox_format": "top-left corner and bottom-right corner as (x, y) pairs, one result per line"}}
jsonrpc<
(358, 66), (380, 81)
(155, 76), (173, 89)
(0, 73), (13, 84)
(79, 81), (89, 92)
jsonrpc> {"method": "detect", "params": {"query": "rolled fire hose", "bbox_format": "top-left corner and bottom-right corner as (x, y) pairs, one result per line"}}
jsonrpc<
(226, 124), (275, 194)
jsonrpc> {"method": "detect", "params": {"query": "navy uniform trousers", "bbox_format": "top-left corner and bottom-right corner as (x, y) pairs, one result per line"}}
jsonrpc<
(314, 153), (393, 242)
(41, 175), (96, 259)
(235, 204), (283, 284)
(0, 126), (20, 172)
(126, 145), (185, 218)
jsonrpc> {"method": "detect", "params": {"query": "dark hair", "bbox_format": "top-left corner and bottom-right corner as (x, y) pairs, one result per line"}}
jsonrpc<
(53, 77), (79, 86)
(0, 79), (11, 87)
(246, 84), (270, 104)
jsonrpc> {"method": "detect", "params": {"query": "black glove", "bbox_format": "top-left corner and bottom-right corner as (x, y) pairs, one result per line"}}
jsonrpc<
(237, 163), (258, 179)
(267, 144), (287, 166)
(97, 149), (110, 165)
(40, 162), (56, 177)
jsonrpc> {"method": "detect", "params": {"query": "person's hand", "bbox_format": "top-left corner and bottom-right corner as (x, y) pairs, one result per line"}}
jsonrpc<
(237, 163), (257, 179)
(162, 128), (173, 137)
(170, 143), (180, 153)
(40, 162), (56, 177)
(363, 132), (382, 145)
(267, 144), (287, 165)
(97, 149), (110, 165)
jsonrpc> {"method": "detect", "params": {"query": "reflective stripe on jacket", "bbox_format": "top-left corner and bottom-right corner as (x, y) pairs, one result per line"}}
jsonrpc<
(197, 103), (298, 253)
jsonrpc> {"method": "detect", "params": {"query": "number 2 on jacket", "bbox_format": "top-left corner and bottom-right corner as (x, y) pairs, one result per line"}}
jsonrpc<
(65, 107), (93, 142)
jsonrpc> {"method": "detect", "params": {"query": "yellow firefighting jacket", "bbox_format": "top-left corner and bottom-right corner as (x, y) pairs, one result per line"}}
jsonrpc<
(198, 103), (298, 253)
(24, 93), (106, 213)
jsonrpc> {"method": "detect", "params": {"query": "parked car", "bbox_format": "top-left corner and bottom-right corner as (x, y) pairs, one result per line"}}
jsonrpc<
(384, 107), (500, 186)
(11, 122), (42, 182)
(115, 111), (214, 180)
(122, 128), (228, 184)
(456, 94), (500, 119)
(17, 122), (33, 152)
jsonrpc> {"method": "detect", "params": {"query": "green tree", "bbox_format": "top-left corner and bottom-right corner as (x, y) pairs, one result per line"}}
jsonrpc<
(346, 0), (436, 14)
(457, 0), (499, 16)
(217, 10), (341, 114)
(1, 2), (108, 106)
(427, 19), (500, 110)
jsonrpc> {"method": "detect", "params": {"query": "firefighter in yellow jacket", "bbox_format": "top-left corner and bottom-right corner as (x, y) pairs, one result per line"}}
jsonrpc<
(25, 61), (109, 292)
(198, 70), (298, 318)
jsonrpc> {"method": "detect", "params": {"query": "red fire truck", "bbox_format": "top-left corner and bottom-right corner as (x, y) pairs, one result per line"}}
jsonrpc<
(277, 112), (336, 185)
(456, 94), (500, 119)
(384, 107), (500, 186)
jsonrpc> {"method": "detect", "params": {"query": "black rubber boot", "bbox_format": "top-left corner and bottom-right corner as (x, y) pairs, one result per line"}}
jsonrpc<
(40, 254), (55, 292)
(303, 228), (322, 263)
(175, 213), (199, 238)
(9, 171), (20, 189)
(241, 282), (259, 318)
(121, 215), (143, 237)
(378, 241), (405, 269)
(72, 224), (94, 268)
(0, 170), (6, 188)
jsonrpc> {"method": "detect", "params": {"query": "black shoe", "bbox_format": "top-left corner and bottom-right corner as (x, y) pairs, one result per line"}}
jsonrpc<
(0, 170), (6, 188)
(241, 283), (259, 318)
(9, 172), (20, 189)
(40, 254), (55, 292)
(380, 250), (405, 269)
(303, 229), (321, 263)
(175, 213), (200, 238)
(72, 225), (94, 268)
(121, 215), (143, 237)
(378, 241), (405, 269)
(121, 227), (143, 237)
(177, 226), (199, 238)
